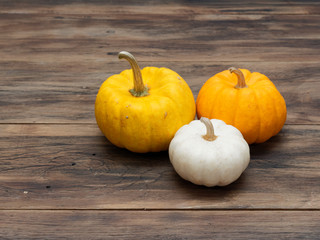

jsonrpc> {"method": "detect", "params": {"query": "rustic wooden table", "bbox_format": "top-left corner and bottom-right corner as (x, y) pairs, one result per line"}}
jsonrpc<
(1, 0), (319, 239)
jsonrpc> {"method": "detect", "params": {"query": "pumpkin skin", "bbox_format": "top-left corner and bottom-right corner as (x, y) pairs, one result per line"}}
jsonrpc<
(196, 68), (287, 144)
(95, 52), (195, 153)
(169, 117), (250, 187)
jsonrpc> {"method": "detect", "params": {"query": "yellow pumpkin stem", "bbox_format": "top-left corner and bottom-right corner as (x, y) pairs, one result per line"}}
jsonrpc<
(118, 51), (149, 97)
(200, 117), (217, 141)
(229, 67), (247, 89)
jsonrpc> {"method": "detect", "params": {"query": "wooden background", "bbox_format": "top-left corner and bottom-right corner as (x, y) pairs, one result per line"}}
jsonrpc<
(0, 0), (319, 239)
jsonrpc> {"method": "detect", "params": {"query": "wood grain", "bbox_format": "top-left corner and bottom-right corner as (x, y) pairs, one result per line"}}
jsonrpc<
(1, 14), (319, 62)
(1, 0), (319, 238)
(0, 210), (319, 240)
(0, 124), (319, 210)
(0, 0), (319, 16)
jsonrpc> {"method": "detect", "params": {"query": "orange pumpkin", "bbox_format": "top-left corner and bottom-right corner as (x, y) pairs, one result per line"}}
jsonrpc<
(196, 67), (287, 144)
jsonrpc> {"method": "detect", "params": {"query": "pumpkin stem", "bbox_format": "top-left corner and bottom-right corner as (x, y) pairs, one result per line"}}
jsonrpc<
(200, 117), (217, 141)
(118, 51), (149, 97)
(229, 67), (247, 89)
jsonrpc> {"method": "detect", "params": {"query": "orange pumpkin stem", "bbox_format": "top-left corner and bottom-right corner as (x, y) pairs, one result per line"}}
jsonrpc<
(118, 51), (149, 97)
(200, 117), (217, 141)
(229, 67), (247, 89)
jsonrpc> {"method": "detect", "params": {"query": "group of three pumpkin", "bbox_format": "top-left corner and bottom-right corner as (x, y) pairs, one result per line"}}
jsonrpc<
(95, 51), (287, 187)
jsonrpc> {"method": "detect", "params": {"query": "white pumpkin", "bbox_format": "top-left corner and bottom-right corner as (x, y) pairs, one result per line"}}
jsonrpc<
(169, 117), (250, 187)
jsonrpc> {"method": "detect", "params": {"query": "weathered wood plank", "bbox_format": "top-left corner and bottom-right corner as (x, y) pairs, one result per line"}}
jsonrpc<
(1, 14), (319, 58)
(1, 39), (319, 63)
(1, 62), (319, 124)
(1, 12), (320, 40)
(0, 0), (319, 15)
(0, 210), (319, 239)
(0, 124), (319, 210)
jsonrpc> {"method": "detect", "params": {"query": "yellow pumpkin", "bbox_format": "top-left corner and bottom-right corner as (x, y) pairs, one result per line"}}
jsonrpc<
(196, 67), (287, 144)
(95, 51), (195, 153)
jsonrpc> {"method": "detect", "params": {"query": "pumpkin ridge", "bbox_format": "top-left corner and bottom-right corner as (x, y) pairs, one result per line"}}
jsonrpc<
(217, 74), (236, 87)
(245, 71), (253, 86)
(150, 81), (181, 94)
(118, 100), (131, 150)
(267, 86), (282, 137)
(232, 89), (240, 126)
(196, 81), (216, 118)
(146, 99), (158, 152)
(104, 91), (124, 148)
(250, 77), (266, 86)
(210, 84), (226, 119)
(249, 76), (271, 89)
(122, 99), (155, 152)
(252, 90), (262, 143)
(158, 94), (185, 131)
(100, 75), (132, 92)
(272, 90), (281, 137)
(146, 68), (183, 89)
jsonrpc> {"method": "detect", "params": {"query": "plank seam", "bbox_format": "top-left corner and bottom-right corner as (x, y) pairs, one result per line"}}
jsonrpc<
(0, 208), (319, 211)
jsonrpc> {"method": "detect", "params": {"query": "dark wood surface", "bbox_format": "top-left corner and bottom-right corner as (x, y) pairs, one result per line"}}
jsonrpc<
(0, 1), (319, 239)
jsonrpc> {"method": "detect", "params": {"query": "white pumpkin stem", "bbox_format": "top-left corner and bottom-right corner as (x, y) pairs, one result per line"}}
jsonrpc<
(229, 67), (247, 89)
(118, 51), (149, 97)
(200, 117), (217, 141)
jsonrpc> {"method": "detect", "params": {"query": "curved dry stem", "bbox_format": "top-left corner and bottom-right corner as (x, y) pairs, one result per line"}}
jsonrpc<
(229, 67), (247, 89)
(118, 51), (149, 97)
(200, 117), (217, 141)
